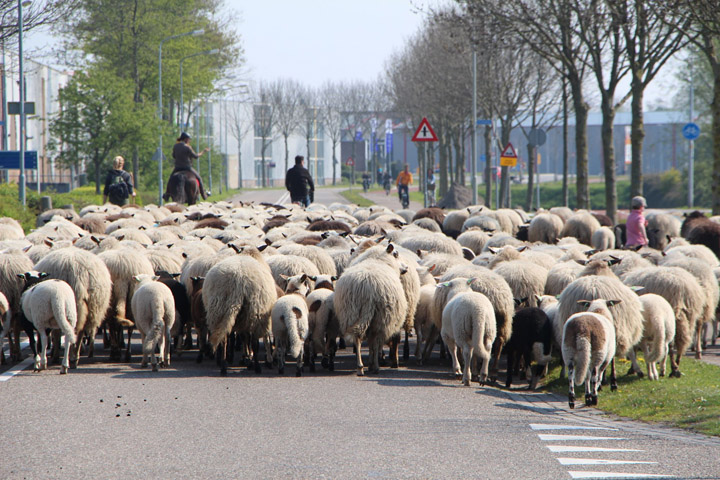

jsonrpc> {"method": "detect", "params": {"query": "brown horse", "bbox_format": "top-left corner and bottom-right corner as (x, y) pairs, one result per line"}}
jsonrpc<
(165, 170), (200, 205)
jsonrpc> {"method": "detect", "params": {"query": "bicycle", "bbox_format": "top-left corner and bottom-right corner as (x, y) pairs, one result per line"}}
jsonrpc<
(400, 187), (409, 209)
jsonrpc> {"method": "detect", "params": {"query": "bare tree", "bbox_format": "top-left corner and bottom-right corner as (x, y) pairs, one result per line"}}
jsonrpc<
(227, 96), (252, 189)
(253, 82), (276, 188)
(268, 78), (302, 173)
(318, 81), (344, 185)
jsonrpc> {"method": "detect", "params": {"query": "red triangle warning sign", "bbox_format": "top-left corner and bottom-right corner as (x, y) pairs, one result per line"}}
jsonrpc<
(500, 143), (518, 167)
(412, 117), (438, 142)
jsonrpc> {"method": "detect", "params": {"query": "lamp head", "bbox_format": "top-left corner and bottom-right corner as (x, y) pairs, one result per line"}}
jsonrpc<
(191, 29), (204, 36)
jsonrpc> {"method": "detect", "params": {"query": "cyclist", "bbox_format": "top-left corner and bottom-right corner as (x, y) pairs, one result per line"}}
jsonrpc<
(395, 163), (413, 206)
(362, 171), (371, 192)
(382, 170), (392, 195)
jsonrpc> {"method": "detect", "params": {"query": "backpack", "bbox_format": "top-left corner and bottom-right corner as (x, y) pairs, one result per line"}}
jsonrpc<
(107, 171), (129, 205)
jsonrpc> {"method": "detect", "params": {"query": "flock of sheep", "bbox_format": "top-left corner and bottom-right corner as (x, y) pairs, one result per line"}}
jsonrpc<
(0, 198), (718, 409)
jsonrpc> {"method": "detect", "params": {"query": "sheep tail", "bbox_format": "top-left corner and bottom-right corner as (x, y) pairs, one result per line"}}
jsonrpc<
(573, 336), (591, 386)
(143, 303), (165, 357)
(52, 295), (77, 346)
(286, 307), (303, 359)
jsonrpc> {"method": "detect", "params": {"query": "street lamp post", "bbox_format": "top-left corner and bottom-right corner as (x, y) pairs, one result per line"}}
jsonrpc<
(157, 28), (203, 205)
(18, 0), (30, 205)
(179, 48), (219, 129)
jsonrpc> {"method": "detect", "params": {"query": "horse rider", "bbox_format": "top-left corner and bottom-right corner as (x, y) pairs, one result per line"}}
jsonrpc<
(163, 132), (209, 201)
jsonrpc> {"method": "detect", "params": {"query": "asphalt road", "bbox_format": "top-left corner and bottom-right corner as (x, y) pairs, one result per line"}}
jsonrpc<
(1, 337), (719, 479)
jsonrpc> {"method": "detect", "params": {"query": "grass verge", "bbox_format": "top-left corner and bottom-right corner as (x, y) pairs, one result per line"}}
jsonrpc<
(338, 188), (374, 207)
(544, 356), (720, 437)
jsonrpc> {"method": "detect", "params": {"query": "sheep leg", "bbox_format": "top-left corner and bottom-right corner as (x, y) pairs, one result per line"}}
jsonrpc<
(443, 334), (461, 379)
(140, 333), (148, 368)
(60, 333), (71, 375)
(264, 334), (273, 368)
(355, 337), (364, 376)
(306, 340), (316, 373)
(34, 330), (48, 372)
(277, 342), (286, 375)
(505, 349), (514, 389)
(421, 326), (440, 364)
(668, 341), (682, 377)
(10, 319), (22, 361)
(327, 337), (337, 372)
(459, 341), (473, 386)
(163, 326), (171, 368)
(609, 358), (617, 392)
(218, 338), (228, 376)
(151, 335), (159, 372)
(585, 367), (596, 406)
(252, 336), (262, 374)
(50, 330), (61, 365)
(368, 336), (381, 374)
(489, 338), (505, 381)
(226, 333), (235, 365)
(414, 324), (423, 361)
(626, 349), (644, 378)
(567, 361), (576, 409)
(296, 345), (303, 377)
(694, 325), (703, 360)
(124, 327), (133, 363)
(403, 329), (410, 362)
(388, 333), (400, 368)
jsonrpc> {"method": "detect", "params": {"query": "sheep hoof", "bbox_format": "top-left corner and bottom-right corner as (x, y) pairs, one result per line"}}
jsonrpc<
(592, 395), (598, 406)
(610, 384), (617, 392)
(296, 369), (302, 377)
(636, 370), (644, 378)
(625, 365), (635, 376)
(309, 363), (316, 373)
(369, 366), (379, 374)
(670, 370), (683, 378)
(585, 394), (593, 406)
(220, 366), (227, 376)
(462, 378), (470, 386)
(329, 362), (335, 372)
(60, 366), (68, 375)
(278, 367), (284, 375)
(141, 361), (148, 368)
(569, 401), (575, 409)
(321, 356), (329, 369)
(152, 364), (158, 372)
(356, 367), (364, 376)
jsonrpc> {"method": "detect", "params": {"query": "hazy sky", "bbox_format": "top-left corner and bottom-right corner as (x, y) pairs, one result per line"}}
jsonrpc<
(233, 0), (446, 87)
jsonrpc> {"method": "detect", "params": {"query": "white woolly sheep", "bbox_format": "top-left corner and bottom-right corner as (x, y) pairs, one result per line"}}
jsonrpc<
(561, 211), (601, 246)
(441, 288), (496, 386)
(34, 247), (112, 368)
(271, 293), (309, 376)
(130, 274), (175, 372)
(562, 298), (618, 408)
(276, 244), (337, 276)
(20, 278), (77, 374)
(646, 213), (681, 250)
(335, 244), (408, 375)
(0, 217), (25, 240)
(528, 213), (564, 244)
(493, 260), (548, 308)
(623, 266), (705, 377)
(461, 215), (501, 234)
(305, 289), (338, 371)
(203, 246), (277, 375)
(456, 229), (490, 255)
(591, 226), (616, 251)
(442, 209), (470, 238)
(637, 294), (676, 380)
(267, 255), (321, 291)
(0, 250), (34, 361)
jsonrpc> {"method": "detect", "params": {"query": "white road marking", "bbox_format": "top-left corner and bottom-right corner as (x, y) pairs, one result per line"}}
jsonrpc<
(0, 356), (34, 382)
(547, 446), (643, 453)
(539, 434), (626, 441)
(568, 472), (673, 479)
(277, 191), (290, 204)
(558, 458), (657, 466)
(531, 423), (618, 431)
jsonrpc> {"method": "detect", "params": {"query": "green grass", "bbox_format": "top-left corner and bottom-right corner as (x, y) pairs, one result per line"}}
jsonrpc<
(338, 188), (374, 207)
(544, 356), (720, 437)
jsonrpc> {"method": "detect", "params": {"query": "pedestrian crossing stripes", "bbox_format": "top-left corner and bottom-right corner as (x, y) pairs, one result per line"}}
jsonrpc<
(532, 423), (674, 479)
(0, 341), (31, 382)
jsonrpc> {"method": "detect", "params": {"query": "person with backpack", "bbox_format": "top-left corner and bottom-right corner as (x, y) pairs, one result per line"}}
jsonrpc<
(103, 156), (135, 206)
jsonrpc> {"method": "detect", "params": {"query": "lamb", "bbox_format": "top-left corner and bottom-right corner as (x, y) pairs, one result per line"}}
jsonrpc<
(557, 275), (643, 384)
(646, 213), (681, 250)
(130, 274), (175, 372)
(334, 244), (408, 375)
(528, 213), (564, 244)
(203, 246), (277, 375)
(561, 211), (601, 246)
(505, 307), (553, 389)
(623, 266), (706, 377)
(306, 289), (338, 371)
(441, 287), (496, 386)
(562, 299), (618, 408)
(412, 207), (445, 230)
(20, 278), (77, 374)
(271, 293), (310, 376)
(637, 294), (676, 380)
(591, 226), (616, 251)
(34, 247), (112, 368)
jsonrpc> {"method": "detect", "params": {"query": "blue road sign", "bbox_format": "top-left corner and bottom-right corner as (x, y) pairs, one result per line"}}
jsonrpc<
(683, 122), (700, 140)
(0, 150), (37, 169)
(476, 119), (492, 126)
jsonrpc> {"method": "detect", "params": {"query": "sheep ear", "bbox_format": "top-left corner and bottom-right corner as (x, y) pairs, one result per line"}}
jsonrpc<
(436, 281), (450, 288)
(516, 245), (527, 252)
(584, 249), (599, 256)
(133, 275), (141, 283)
(386, 243), (394, 254)
(606, 299), (622, 307)
(466, 277), (476, 285)
(607, 258), (621, 266)
(428, 264), (436, 273)
(280, 274), (289, 280)
(152, 275), (160, 281)
(377, 235), (386, 244)
(16, 273), (25, 280)
(488, 247), (499, 254)
(629, 285), (645, 293)
(575, 259), (588, 266)
(182, 252), (188, 259)
(117, 235), (125, 241)
(534, 294), (542, 304)
(228, 243), (240, 254)
(265, 238), (273, 246)
(44, 239), (54, 247)
(632, 245), (643, 251)
(308, 275), (317, 282)
(300, 274), (308, 283)
(576, 300), (591, 308)
(22, 244), (32, 252)
(40, 272), (48, 278)
(666, 234), (672, 243)
(257, 244), (269, 252)
(321, 232), (329, 239)
(350, 248), (355, 255)
(171, 273), (181, 279)
(462, 247), (475, 261)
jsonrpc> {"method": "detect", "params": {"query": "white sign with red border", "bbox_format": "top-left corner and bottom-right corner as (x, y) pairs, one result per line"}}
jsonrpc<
(500, 143), (518, 167)
(411, 117), (439, 142)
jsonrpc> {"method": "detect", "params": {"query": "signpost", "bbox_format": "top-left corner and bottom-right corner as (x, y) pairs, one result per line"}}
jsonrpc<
(683, 122), (700, 207)
(346, 157), (355, 188)
(412, 118), (439, 207)
(500, 143), (518, 167)
(0, 150), (38, 169)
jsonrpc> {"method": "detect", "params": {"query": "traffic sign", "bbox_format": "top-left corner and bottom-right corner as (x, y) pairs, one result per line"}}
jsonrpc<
(0, 150), (37, 169)
(346, 157), (354, 167)
(528, 128), (547, 147)
(411, 117), (438, 142)
(476, 119), (492, 126)
(500, 143), (518, 167)
(683, 122), (700, 140)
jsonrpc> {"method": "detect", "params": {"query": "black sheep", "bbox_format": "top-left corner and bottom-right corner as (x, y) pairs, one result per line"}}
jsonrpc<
(154, 271), (192, 350)
(504, 307), (553, 389)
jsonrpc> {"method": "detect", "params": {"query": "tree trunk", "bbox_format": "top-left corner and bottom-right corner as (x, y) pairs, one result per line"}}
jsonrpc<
(284, 134), (289, 173)
(712, 61), (720, 215)
(133, 145), (139, 193)
(237, 132), (243, 189)
(601, 98), (618, 224)
(570, 79), (590, 209)
(630, 72), (645, 200)
(525, 143), (535, 212)
(498, 121), (511, 208)
(484, 126), (492, 207)
(94, 158), (101, 194)
(332, 139), (337, 185)
(446, 129), (454, 187)
(438, 124), (448, 197)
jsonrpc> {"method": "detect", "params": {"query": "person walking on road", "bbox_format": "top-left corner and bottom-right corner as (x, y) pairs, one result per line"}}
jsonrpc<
(103, 155), (135, 206)
(625, 195), (649, 248)
(396, 163), (413, 204)
(285, 155), (315, 207)
(163, 132), (209, 201)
